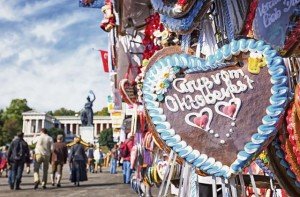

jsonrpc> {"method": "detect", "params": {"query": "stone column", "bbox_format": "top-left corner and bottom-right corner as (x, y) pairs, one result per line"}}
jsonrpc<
(64, 124), (67, 134)
(100, 123), (103, 132)
(22, 119), (26, 133)
(42, 119), (45, 129)
(36, 119), (39, 133)
(76, 124), (79, 135)
(29, 119), (32, 133)
(70, 124), (74, 134)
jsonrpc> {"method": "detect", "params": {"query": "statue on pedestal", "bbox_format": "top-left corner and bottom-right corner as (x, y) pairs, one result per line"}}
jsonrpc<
(81, 91), (96, 126)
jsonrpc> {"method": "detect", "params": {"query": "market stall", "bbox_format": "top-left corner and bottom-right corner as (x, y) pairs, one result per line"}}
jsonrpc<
(92, 0), (300, 196)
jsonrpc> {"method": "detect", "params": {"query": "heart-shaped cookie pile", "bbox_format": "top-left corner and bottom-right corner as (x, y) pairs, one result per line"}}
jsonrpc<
(143, 39), (288, 177)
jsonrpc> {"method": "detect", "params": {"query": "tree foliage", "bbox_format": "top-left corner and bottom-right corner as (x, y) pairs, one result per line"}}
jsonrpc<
(48, 108), (76, 116)
(0, 99), (31, 146)
(94, 107), (110, 116)
(48, 127), (65, 142)
(98, 128), (115, 149)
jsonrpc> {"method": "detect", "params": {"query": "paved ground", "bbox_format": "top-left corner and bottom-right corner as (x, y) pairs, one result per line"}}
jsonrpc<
(0, 166), (139, 197)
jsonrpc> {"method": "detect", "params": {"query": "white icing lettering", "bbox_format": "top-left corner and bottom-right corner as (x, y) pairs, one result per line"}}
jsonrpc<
(244, 75), (254, 89)
(173, 78), (189, 93)
(165, 69), (255, 113)
(165, 95), (179, 112)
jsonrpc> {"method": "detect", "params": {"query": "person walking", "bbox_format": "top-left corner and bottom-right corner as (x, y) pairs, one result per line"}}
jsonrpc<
(86, 143), (95, 173)
(110, 144), (118, 174)
(50, 135), (68, 187)
(94, 147), (104, 173)
(7, 132), (30, 190)
(120, 133), (134, 184)
(33, 128), (53, 189)
(69, 135), (88, 187)
(0, 146), (9, 177)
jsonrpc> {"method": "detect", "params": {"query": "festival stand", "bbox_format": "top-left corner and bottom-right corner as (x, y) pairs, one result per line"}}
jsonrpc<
(92, 0), (300, 196)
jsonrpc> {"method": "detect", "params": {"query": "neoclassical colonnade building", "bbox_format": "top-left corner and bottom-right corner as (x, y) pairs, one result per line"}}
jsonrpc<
(22, 110), (114, 144)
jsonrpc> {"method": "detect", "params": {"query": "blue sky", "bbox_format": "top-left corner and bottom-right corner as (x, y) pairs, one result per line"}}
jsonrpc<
(0, 0), (110, 112)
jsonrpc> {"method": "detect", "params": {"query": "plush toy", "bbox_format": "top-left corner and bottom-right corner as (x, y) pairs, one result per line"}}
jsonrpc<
(100, 0), (116, 32)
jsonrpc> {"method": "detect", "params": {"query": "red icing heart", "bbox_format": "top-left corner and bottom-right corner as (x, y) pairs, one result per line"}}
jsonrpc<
(194, 115), (208, 128)
(223, 105), (236, 117)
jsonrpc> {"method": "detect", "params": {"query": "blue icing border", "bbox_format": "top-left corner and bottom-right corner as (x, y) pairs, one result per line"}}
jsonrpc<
(272, 138), (300, 188)
(142, 39), (288, 178)
(160, 0), (205, 33)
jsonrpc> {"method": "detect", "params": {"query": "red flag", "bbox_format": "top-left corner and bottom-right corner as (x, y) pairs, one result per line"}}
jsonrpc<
(99, 50), (109, 73)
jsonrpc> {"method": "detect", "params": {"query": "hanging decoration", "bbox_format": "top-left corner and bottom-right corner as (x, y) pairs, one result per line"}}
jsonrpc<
(92, 0), (300, 195)
(100, 0), (116, 32)
(135, 13), (180, 103)
(142, 39), (288, 177)
(159, 0), (213, 34)
(150, 0), (196, 18)
(253, 0), (300, 55)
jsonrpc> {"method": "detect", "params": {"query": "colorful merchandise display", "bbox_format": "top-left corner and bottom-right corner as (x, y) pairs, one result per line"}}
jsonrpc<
(94, 0), (300, 196)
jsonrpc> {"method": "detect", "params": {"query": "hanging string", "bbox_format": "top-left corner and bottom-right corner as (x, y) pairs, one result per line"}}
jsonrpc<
(248, 167), (259, 197)
(164, 154), (177, 197)
(270, 178), (278, 197)
(181, 34), (191, 53)
(238, 173), (246, 197)
(222, 0), (234, 41)
(181, 165), (192, 197)
(178, 163), (189, 197)
(212, 176), (217, 197)
(221, 178), (228, 197)
(158, 150), (174, 196)
(189, 168), (199, 197)
(203, 18), (218, 55)
(196, 25), (204, 58)
(229, 177), (237, 197)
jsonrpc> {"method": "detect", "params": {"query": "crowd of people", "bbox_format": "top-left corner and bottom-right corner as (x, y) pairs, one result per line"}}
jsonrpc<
(0, 128), (135, 191)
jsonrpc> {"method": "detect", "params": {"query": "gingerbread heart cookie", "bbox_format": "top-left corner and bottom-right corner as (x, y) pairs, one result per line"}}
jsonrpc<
(143, 39), (288, 177)
(119, 79), (138, 105)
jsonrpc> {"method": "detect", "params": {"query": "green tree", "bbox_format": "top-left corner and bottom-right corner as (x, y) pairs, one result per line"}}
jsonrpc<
(95, 107), (110, 116)
(2, 99), (31, 121)
(0, 99), (31, 146)
(48, 127), (65, 142)
(98, 128), (115, 149)
(50, 108), (76, 116)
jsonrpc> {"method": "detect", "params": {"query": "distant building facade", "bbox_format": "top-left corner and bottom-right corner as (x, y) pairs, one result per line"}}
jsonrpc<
(22, 110), (114, 144)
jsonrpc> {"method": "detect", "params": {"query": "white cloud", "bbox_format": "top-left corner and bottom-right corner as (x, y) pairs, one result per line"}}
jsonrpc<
(0, 43), (111, 112)
(30, 12), (90, 44)
(0, 0), (66, 22)
(0, 1), (110, 112)
(0, 32), (20, 59)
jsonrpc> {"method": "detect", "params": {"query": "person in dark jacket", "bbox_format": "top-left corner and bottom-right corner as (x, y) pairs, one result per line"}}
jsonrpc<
(69, 135), (88, 186)
(50, 135), (68, 187)
(7, 132), (30, 190)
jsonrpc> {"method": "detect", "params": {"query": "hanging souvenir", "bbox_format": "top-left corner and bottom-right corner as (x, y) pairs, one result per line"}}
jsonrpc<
(119, 65), (138, 105)
(100, 0), (116, 32)
(159, 0), (213, 34)
(211, 0), (249, 42)
(253, 0), (300, 56)
(142, 39), (289, 178)
(268, 132), (300, 196)
(150, 0), (197, 18)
